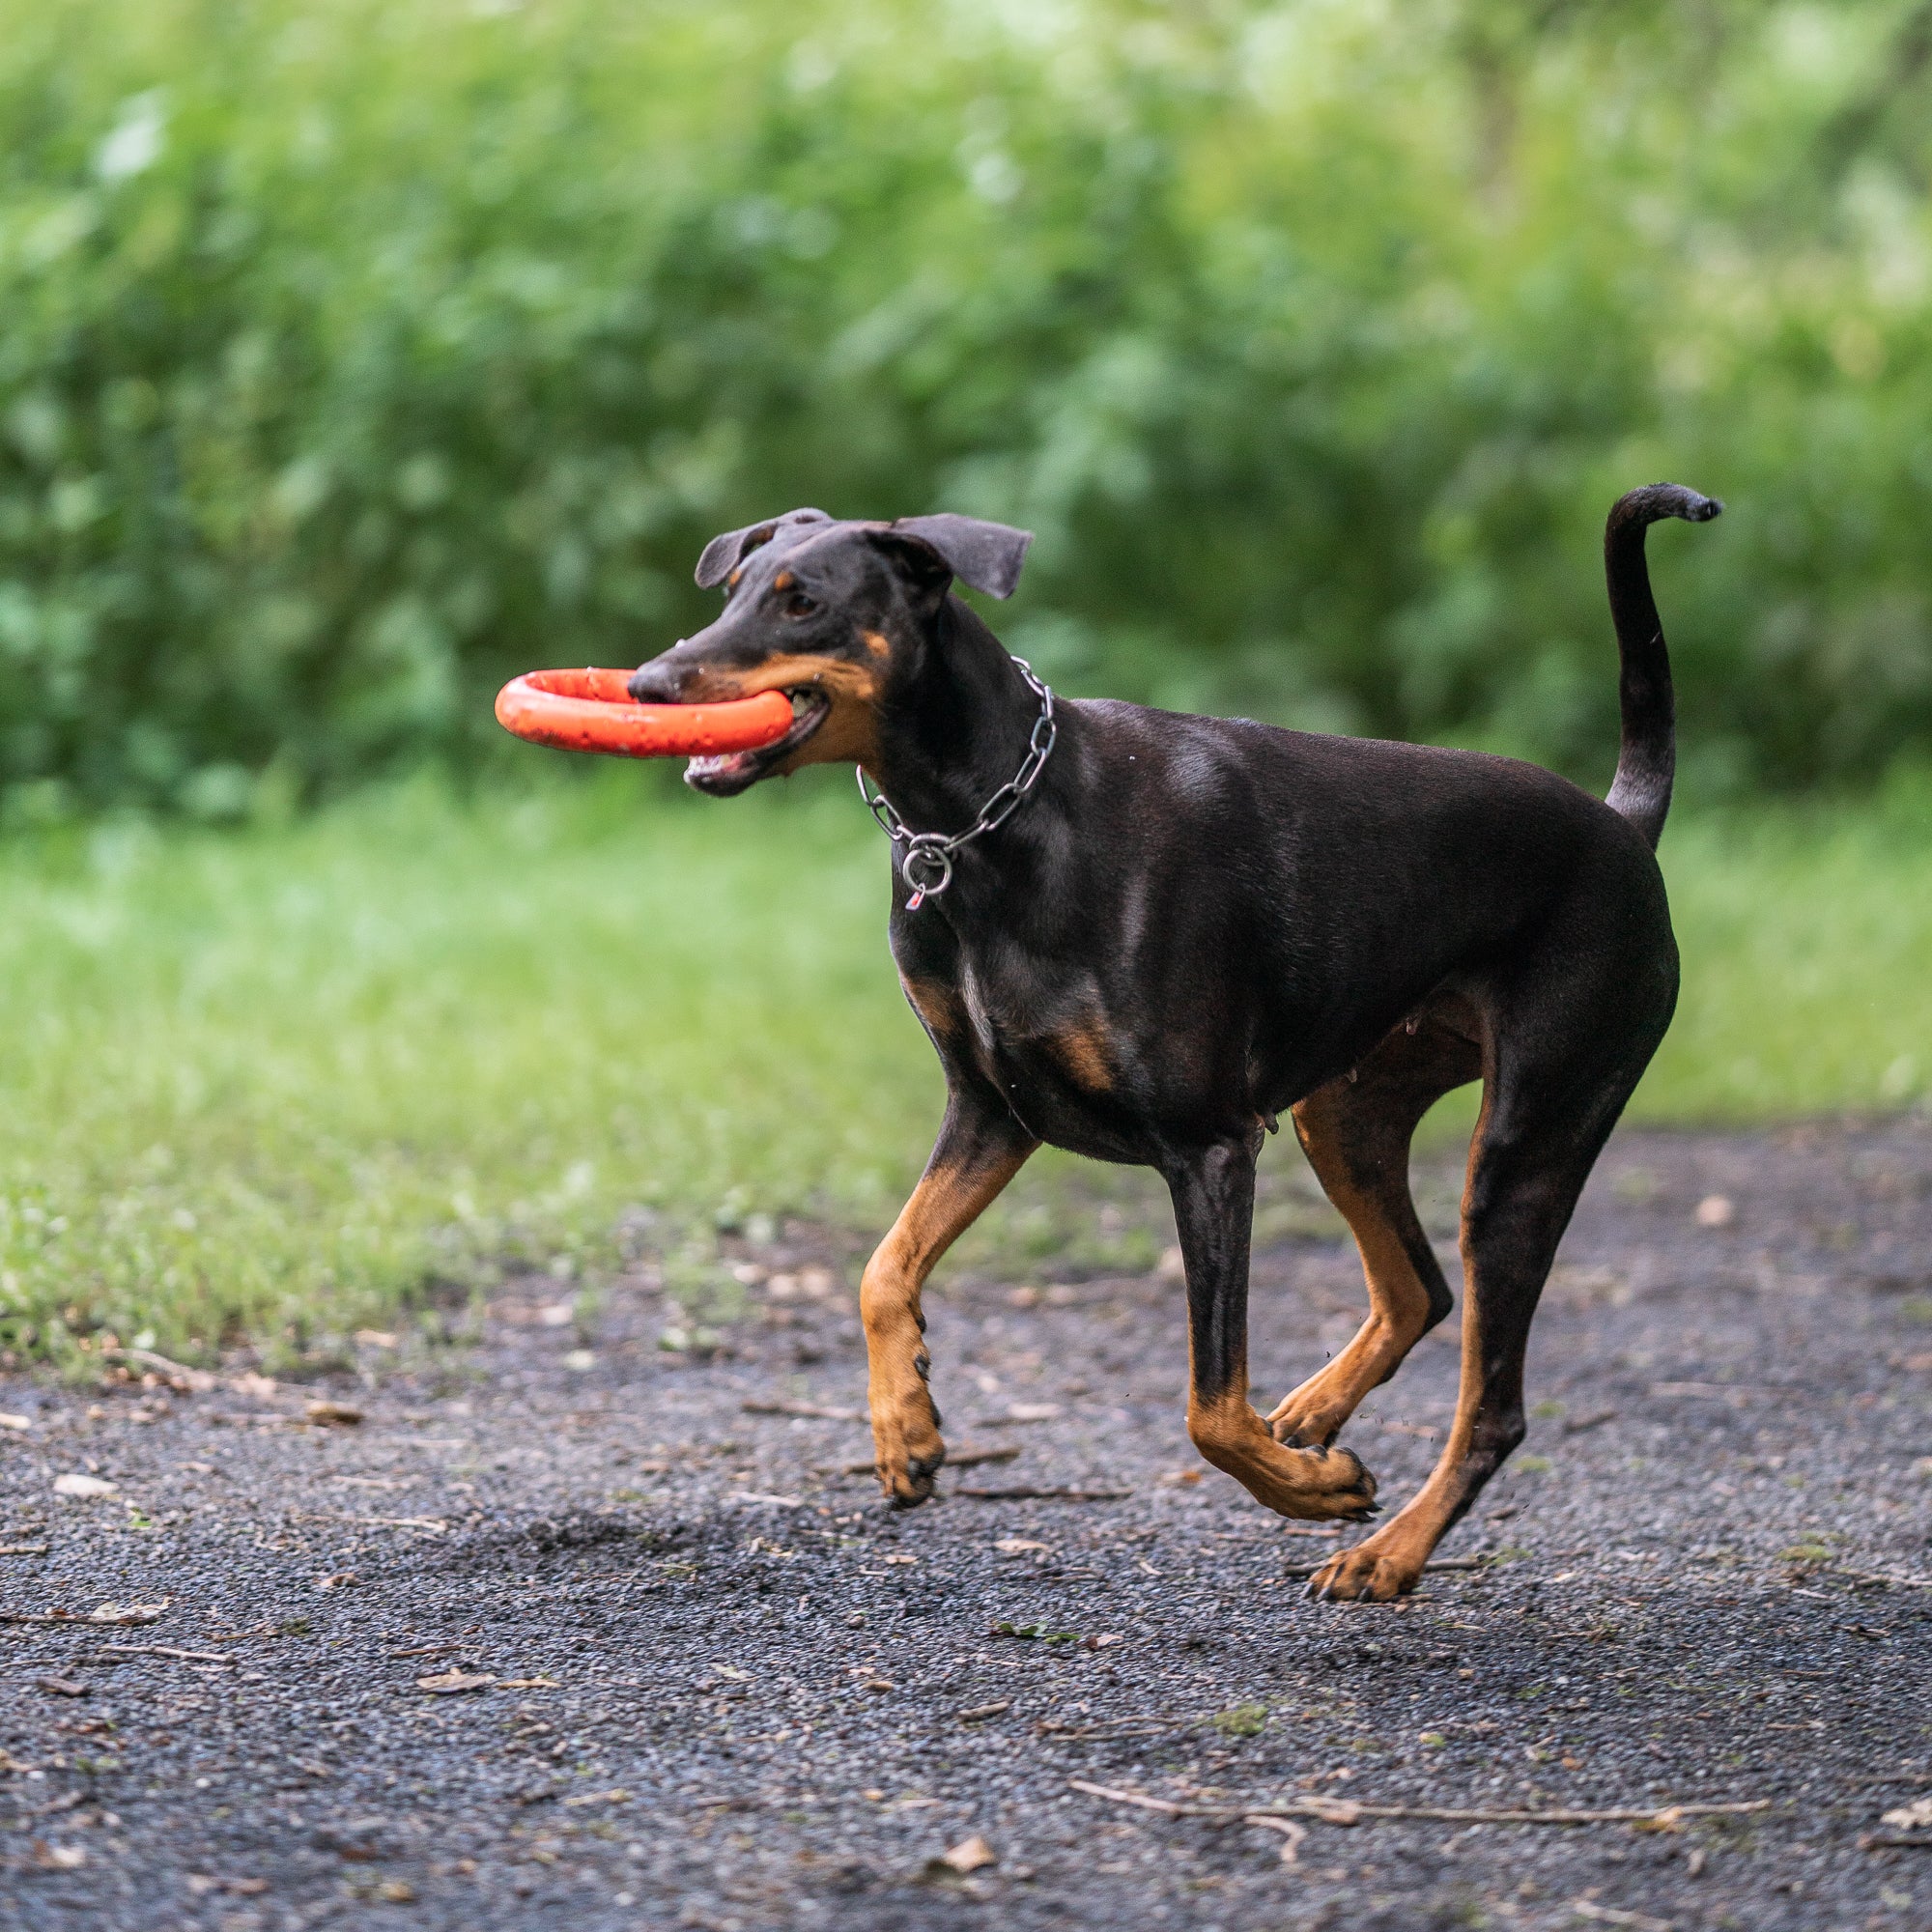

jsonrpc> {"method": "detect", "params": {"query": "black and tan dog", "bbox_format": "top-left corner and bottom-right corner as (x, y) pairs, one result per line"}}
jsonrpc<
(630, 485), (1719, 1601)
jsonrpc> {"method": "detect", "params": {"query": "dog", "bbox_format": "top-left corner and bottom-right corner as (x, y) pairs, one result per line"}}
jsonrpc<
(629, 485), (1719, 1601)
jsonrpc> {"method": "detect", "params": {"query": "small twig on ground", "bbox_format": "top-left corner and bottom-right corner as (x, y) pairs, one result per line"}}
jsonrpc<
(1562, 1407), (1620, 1435)
(11, 1791), (85, 1822)
(99, 1346), (218, 1392)
(836, 1444), (1020, 1477)
(298, 1512), (449, 1535)
(1069, 1778), (1771, 1831)
(1833, 1566), (1932, 1591)
(742, 1399), (866, 1423)
(953, 1485), (1130, 1502)
(85, 1645), (233, 1665)
(1039, 1719), (1178, 1741)
(0, 1547), (50, 1557)
(1571, 1903), (1674, 1932)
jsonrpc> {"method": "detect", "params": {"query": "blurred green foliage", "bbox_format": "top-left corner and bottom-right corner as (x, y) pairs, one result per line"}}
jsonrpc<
(1, 768), (1926, 1367)
(3, 0), (1931, 816)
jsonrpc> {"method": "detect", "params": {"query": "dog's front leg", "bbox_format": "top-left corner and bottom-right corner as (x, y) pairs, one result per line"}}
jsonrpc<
(863, 1088), (1035, 1507)
(1167, 1138), (1380, 1522)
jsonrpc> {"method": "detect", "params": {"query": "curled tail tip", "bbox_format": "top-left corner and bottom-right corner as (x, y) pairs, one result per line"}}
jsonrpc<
(1610, 481), (1723, 531)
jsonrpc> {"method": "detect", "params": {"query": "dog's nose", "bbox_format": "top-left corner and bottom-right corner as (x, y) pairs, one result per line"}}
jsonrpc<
(627, 655), (687, 704)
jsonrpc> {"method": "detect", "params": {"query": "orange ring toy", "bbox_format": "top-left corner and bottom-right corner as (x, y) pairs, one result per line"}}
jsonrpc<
(495, 668), (793, 759)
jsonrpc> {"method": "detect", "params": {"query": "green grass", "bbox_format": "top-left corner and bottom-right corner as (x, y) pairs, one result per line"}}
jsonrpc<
(1, 765), (1927, 1370)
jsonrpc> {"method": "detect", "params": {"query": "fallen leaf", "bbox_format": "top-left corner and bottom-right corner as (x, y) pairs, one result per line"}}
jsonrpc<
(0, 1412), (33, 1432)
(1083, 1633), (1124, 1650)
(725, 1491), (802, 1508)
(416, 1670), (495, 1695)
(1159, 1468), (1204, 1487)
(314, 1572), (359, 1591)
(305, 1400), (362, 1427)
(36, 1843), (86, 1870)
(932, 1834), (997, 1875)
(36, 1676), (89, 1697)
(995, 1539), (1049, 1555)
(561, 1787), (631, 1807)
(882, 1553), (919, 1566)
(956, 1702), (1011, 1723)
(1881, 1797), (1932, 1830)
(378, 1880), (415, 1903)
(497, 1676), (560, 1690)
(90, 1601), (167, 1625)
(52, 1474), (118, 1499)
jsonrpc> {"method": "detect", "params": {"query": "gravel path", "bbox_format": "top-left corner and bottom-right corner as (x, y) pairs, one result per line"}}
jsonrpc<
(3, 1118), (1929, 1932)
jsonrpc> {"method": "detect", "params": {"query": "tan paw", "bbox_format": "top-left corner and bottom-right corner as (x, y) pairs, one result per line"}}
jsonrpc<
(1192, 1407), (1380, 1521)
(1242, 1440), (1379, 1521)
(1265, 1380), (1351, 1449)
(869, 1393), (946, 1509)
(1303, 1537), (1426, 1603)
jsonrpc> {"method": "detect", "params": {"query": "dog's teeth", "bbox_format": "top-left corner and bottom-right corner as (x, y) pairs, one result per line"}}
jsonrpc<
(790, 691), (811, 718)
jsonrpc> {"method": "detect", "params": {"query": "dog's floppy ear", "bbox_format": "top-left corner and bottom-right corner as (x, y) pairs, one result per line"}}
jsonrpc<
(879, 514), (1034, 600)
(695, 508), (834, 589)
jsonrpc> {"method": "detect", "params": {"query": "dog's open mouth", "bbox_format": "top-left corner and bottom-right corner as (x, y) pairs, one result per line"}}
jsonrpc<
(684, 688), (831, 797)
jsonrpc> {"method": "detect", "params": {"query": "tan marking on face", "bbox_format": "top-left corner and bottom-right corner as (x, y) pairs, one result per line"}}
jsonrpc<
(1052, 1019), (1113, 1094)
(772, 570), (794, 591)
(726, 567), (743, 588)
(859, 629), (892, 659)
(679, 651), (882, 768)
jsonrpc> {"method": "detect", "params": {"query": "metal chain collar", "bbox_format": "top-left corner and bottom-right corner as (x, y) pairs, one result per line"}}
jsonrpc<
(856, 657), (1057, 910)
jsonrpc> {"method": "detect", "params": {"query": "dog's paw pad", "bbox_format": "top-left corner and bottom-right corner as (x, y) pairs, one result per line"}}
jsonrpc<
(1303, 1544), (1419, 1604)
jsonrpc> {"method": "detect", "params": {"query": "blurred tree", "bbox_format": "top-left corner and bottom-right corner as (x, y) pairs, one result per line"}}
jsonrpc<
(0, 0), (1928, 814)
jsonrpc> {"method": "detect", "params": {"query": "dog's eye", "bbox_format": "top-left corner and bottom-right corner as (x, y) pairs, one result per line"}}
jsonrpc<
(781, 590), (818, 618)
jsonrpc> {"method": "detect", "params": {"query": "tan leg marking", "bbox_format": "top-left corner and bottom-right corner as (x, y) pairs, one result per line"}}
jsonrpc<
(1186, 1388), (1379, 1520)
(1307, 1079), (1495, 1602)
(900, 976), (965, 1040)
(1267, 1090), (1440, 1449)
(1303, 1305), (1488, 1601)
(864, 1142), (1032, 1507)
(1051, 1018), (1113, 1094)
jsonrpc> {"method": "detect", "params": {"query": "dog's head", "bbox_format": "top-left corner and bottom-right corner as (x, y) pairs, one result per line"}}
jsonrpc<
(628, 510), (1033, 796)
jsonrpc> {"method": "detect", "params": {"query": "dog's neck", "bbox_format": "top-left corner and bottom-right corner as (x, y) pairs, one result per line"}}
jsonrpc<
(867, 596), (1046, 838)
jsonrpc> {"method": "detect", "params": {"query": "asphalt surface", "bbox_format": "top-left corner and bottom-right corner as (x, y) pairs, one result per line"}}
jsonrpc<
(3, 1116), (1929, 1932)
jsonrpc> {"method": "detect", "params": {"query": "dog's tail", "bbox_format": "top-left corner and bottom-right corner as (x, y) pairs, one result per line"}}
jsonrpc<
(1603, 482), (1721, 849)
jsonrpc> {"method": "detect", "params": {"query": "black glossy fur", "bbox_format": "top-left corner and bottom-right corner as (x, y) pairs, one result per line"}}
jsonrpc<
(629, 485), (1720, 1600)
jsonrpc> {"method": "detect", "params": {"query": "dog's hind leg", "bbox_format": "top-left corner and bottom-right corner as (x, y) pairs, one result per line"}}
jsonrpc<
(1306, 939), (1673, 1600)
(1268, 1015), (1481, 1449)
(1167, 1136), (1380, 1520)
(863, 1084), (1035, 1508)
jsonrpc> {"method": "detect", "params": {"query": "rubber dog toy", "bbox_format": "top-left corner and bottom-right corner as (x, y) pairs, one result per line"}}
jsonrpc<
(494, 668), (792, 758)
